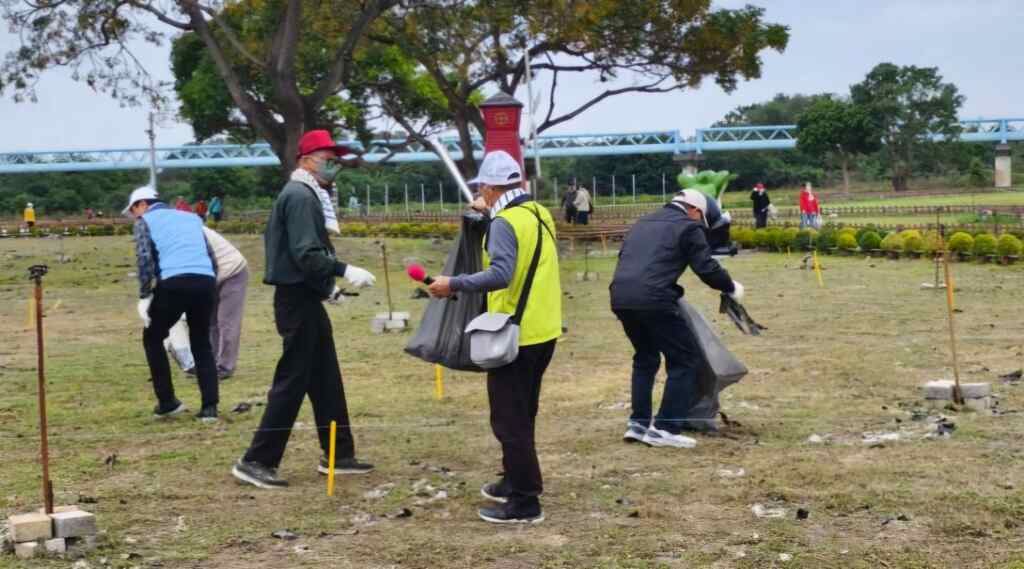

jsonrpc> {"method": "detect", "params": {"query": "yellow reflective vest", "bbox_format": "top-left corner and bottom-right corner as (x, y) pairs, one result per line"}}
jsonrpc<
(482, 202), (562, 346)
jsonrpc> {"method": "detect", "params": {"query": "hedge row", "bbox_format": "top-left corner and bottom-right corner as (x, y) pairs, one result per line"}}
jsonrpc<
(731, 225), (1024, 259)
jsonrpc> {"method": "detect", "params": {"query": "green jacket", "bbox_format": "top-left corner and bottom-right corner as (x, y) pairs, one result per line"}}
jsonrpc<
(263, 180), (346, 298)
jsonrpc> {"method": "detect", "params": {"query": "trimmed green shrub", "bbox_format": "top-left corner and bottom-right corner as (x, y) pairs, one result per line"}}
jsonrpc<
(794, 229), (817, 250)
(837, 227), (857, 243)
(880, 232), (904, 252)
(903, 234), (924, 253)
(732, 227), (756, 249)
(997, 234), (1023, 256)
(837, 232), (858, 251)
(855, 225), (880, 244)
(858, 231), (882, 251)
(753, 228), (773, 248)
(947, 232), (975, 254)
(922, 231), (944, 254)
(775, 227), (799, 251)
(815, 226), (837, 250)
(972, 233), (998, 256)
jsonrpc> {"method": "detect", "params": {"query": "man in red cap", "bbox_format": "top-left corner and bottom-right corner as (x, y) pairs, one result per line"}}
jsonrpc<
(749, 182), (770, 228)
(232, 129), (377, 488)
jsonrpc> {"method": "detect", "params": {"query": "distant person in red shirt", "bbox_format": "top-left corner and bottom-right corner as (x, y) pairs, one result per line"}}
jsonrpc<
(194, 199), (208, 222)
(799, 182), (821, 229)
(175, 197), (193, 213)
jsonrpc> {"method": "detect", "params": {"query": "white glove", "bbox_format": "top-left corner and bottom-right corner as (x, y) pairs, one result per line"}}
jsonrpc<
(343, 265), (376, 289)
(137, 296), (153, 328)
(728, 280), (745, 303)
(326, 285), (346, 305)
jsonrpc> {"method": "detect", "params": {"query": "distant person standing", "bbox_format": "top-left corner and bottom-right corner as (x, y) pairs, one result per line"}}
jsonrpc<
(750, 183), (770, 228)
(23, 202), (36, 228)
(194, 199), (209, 222)
(561, 185), (578, 224)
(175, 197), (193, 213)
(85, 207), (95, 220)
(573, 185), (592, 225)
(799, 182), (821, 229)
(209, 196), (224, 222)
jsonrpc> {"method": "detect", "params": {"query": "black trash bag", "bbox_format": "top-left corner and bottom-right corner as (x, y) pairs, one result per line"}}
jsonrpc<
(404, 212), (489, 372)
(677, 297), (748, 431)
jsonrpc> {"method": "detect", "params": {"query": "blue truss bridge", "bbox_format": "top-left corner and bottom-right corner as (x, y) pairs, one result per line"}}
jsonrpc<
(0, 118), (1020, 174)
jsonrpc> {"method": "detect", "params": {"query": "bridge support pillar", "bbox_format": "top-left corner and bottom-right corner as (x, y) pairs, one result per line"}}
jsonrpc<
(673, 152), (704, 177)
(994, 144), (1011, 188)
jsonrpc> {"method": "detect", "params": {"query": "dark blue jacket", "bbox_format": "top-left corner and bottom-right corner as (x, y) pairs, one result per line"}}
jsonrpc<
(610, 204), (734, 311)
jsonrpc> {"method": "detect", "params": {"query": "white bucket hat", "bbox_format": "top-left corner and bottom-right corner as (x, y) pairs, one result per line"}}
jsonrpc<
(122, 186), (159, 216)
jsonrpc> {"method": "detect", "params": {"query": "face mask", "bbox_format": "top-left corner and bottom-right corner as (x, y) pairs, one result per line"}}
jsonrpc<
(315, 159), (342, 185)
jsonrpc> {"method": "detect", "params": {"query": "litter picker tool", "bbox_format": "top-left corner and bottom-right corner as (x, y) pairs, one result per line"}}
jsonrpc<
(427, 137), (475, 203)
(29, 264), (54, 514)
(719, 294), (766, 336)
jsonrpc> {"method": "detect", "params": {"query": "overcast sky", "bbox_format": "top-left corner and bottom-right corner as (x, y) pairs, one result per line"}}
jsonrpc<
(0, 0), (1020, 153)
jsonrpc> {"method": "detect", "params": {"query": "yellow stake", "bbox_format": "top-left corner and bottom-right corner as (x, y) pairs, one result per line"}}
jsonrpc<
(812, 251), (825, 288)
(434, 364), (444, 400)
(327, 420), (337, 497)
(786, 246), (792, 259)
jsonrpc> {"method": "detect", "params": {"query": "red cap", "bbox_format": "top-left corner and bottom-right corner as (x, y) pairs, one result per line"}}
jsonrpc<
(406, 264), (426, 282)
(755, 183), (765, 190)
(297, 130), (356, 158)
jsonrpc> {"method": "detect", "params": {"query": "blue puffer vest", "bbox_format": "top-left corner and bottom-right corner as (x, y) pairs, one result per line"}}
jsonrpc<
(143, 205), (214, 280)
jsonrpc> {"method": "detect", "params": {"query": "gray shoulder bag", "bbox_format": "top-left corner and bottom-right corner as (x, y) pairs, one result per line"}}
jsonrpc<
(464, 206), (547, 369)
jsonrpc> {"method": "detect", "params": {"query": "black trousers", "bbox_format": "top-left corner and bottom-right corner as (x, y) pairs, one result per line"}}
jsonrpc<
(754, 210), (768, 228)
(143, 275), (218, 409)
(487, 340), (556, 502)
(244, 285), (355, 468)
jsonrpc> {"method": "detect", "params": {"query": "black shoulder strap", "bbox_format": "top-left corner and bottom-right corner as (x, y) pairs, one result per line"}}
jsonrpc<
(512, 204), (547, 325)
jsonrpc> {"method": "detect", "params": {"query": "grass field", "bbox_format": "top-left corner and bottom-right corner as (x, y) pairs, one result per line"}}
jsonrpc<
(2, 235), (1024, 568)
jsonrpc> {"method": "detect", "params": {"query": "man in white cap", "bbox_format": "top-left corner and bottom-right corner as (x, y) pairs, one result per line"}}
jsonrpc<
(609, 190), (744, 448)
(23, 202), (36, 228)
(124, 186), (220, 422)
(428, 150), (562, 524)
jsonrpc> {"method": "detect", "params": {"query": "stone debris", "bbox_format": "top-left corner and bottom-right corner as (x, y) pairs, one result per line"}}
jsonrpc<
(806, 434), (826, 444)
(751, 504), (786, 519)
(599, 401), (628, 410)
(363, 483), (396, 500)
(779, 553), (793, 562)
(862, 432), (901, 446)
(717, 467), (746, 479)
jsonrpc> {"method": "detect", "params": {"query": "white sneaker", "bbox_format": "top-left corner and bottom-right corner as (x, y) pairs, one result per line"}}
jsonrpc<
(641, 426), (697, 449)
(623, 421), (648, 443)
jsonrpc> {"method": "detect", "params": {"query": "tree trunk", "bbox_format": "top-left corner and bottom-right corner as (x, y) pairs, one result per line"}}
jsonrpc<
(451, 111), (478, 180)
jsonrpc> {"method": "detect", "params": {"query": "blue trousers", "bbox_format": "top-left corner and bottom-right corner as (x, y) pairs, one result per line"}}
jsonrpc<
(614, 308), (701, 434)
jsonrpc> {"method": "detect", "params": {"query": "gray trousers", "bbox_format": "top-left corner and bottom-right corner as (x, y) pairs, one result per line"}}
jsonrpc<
(210, 267), (248, 373)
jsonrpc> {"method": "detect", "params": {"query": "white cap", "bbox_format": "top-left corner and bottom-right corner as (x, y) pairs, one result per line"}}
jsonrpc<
(467, 150), (523, 187)
(122, 186), (159, 216)
(671, 190), (709, 227)
(26, 202), (33, 208)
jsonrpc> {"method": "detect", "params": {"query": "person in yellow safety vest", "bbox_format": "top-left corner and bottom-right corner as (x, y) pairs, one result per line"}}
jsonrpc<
(428, 150), (561, 525)
(23, 202), (36, 228)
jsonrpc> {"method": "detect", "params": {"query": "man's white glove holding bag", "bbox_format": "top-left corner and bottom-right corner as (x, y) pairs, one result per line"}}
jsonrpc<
(137, 295), (153, 328)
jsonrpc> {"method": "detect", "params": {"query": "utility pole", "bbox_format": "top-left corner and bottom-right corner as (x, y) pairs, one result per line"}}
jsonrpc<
(146, 112), (158, 191)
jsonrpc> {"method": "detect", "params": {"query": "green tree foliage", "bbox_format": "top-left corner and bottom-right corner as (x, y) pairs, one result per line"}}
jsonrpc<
(796, 97), (881, 193)
(850, 63), (964, 192)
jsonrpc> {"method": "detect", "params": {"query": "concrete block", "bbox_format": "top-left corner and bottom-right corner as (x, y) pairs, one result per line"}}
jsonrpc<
(383, 319), (408, 330)
(8, 512), (52, 542)
(376, 311), (410, 321)
(44, 537), (66, 554)
(14, 540), (41, 559)
(372, 312), (410, 333)
(370, 318), (385, 333)
(964, 396), (992, 412)
(37, 505), (81, 515)
(575, 271), (599, 282)
(51, 510), (96, 539)
(921, 380), (954, 400)
(960, 383), (991, 399)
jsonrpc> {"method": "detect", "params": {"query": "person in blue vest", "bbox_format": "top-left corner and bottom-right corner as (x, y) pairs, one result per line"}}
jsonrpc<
(124, 186), (220, 422)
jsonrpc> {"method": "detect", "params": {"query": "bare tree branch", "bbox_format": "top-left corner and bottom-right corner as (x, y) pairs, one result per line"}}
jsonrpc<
(127, 1), (191, 30)
(536, 78), (681, 133)
(196, 4), (263, 67)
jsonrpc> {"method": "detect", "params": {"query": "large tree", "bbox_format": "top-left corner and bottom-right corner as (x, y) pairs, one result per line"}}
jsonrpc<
(0, 0), (398, 172)
(796, 97), (880, 193)
(374, 0), (789, 174)
(850, 63), (963, 192)
(170, 0), (789, 175)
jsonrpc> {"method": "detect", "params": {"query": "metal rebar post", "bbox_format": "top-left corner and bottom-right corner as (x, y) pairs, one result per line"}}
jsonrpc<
(29, 264), (53, 514)
(381, 242), (394, 320)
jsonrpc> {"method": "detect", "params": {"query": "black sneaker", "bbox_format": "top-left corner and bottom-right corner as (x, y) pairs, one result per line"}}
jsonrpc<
(184, 367), (197, 377)
(232, 459), (289, 489)
(318, 456), (374, 475)
(217, 368), (233, 381)
(153, 400), (187, 419)
(195, 405), (218, 423)
(478, 499), (544, 524)
(481, 480), (510, 504)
